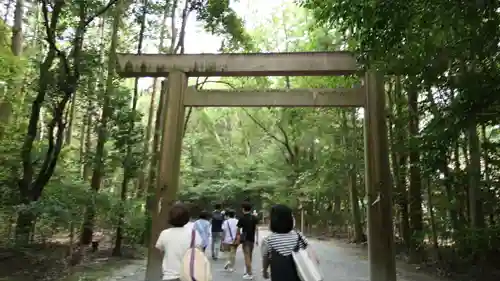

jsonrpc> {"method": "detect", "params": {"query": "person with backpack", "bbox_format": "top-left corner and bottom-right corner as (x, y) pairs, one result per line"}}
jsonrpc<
(221, 209), (239, 272)
(211, 203), (224, 260)
(155, 203), (204, 281)
(236, 201), (259, 280)
(260, 204), (320, 281)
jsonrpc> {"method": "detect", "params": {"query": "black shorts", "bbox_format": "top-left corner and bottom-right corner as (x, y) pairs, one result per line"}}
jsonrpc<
(242, 241), (254, 253)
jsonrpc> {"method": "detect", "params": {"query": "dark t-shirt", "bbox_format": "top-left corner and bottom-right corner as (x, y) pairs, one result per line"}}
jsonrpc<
(237, 213), (258, 242)
(211, 210), (224, 232)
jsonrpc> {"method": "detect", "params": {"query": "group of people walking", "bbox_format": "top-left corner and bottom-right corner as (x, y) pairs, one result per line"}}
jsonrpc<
(155, 201), (318, 281)
(193, 202), (259, 279)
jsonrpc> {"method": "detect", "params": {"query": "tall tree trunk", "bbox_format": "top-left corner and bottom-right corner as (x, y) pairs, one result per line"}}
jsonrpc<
(81, 17), (105, 181)
(65, 91), (78, 146)
(407, 81), (424, 262)
(11, 0), (23, 55)
(136, 1), (170, 197)
(481, 124), (495, 226)
(343, 110), (364, 242)
(426, 90), (460, 233)
(348, 161), (363, 241)
(388, 77), (410, 250)
(143, 0), (181, 245)
(113, 0), (148, 256)
(0, 0), (23, 130)
(425, 178), (441, 261)
(78, 110), (86, 175)
(82, 98), (93, 180)
(333, 194), (341, 214)
(467, 118), (484, 229)
(81, 8), (122, 245)
(454, 142), (468, 224)
(441, 160), (460, 232)
(143, 80), (167, 245)
(78, 82), (93, 178)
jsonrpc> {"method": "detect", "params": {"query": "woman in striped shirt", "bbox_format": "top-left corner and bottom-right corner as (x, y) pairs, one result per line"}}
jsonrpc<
(261, 204), (315, 281)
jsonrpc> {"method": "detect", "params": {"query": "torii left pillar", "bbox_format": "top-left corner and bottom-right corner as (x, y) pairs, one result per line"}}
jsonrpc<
(145, 71), (188, 281)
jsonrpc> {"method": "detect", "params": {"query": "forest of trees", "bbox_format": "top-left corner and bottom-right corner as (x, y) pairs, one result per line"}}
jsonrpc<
(0, 0), (499, 280)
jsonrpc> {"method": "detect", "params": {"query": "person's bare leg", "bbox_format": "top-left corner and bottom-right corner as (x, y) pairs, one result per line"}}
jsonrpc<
(247, 243), (254, 274)
(211, 232), (216, 258)
(225, 244), (231, 267)
(212, 232), (221, 259)
(229, 245), (237, 268)
(243, 242), (254, 275)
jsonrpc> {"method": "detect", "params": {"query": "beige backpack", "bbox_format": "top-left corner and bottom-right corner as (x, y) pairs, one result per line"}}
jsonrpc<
(179, 228), (212, 281)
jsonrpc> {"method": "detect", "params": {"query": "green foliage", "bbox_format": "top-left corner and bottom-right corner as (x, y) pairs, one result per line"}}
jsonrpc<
(193, 0), (254, 50)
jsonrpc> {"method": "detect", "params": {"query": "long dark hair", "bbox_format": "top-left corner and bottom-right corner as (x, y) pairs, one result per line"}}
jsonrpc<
(269, 204), (294, 233)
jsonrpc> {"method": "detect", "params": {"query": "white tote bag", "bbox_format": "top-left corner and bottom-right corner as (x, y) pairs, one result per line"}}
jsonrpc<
(292, 233), (323, 281)
(180, 228), (212, 281)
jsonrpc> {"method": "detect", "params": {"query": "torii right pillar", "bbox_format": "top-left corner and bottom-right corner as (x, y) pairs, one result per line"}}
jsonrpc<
(364, 70), (397, 281)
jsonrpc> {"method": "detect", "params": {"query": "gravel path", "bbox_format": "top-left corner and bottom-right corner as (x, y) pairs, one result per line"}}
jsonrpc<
(102, 229), (444, 281)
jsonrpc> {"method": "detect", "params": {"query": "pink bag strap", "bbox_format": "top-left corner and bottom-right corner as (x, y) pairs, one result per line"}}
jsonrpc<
(190, 227), (196, 248)
(189, 228), (197, 281)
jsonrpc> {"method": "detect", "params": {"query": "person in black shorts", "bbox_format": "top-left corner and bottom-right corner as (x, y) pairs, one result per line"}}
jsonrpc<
(211, 203), (224, 260)
(237, 202), (259, 280)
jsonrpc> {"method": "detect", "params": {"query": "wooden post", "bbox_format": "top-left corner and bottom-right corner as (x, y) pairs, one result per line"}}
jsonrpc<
(363, 71), (396, 281)
(145, 71), (187, 281)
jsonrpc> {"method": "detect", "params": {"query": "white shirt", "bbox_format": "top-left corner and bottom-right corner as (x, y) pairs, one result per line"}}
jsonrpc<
(221, 218), (238, 244)
(155, 227), (203, 280)
(184, 221), (194, 230)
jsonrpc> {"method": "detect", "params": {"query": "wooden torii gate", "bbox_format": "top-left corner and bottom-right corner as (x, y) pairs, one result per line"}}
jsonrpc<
(116, 52), (396, 281)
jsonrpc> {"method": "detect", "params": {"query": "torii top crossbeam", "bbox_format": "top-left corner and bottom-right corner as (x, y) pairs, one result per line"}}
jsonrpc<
(115, 51), (358, 77)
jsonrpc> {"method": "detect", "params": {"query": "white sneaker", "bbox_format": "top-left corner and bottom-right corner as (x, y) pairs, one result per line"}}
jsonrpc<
(243, 273), (254, 280)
